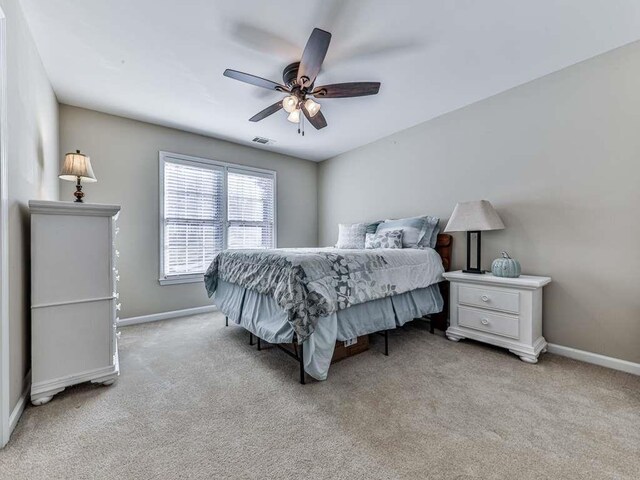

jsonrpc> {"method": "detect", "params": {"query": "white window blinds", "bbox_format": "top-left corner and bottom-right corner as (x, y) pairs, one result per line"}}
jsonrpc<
(160, 153), (276, 283)
(163, 161), (224, 277)
(227, 169), (275, 250)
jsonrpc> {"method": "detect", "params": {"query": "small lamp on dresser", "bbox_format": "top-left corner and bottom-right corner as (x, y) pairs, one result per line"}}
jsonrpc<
(444, 200), (504, 274)
(59, 150), (97, 203)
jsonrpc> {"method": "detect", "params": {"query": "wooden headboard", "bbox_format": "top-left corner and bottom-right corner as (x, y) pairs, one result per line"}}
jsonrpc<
(435, 233), (453, 272)
(430, 233), (453, 332)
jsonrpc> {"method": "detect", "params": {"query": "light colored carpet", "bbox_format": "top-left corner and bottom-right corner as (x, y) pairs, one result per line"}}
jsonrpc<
(1, 312), (639, 479)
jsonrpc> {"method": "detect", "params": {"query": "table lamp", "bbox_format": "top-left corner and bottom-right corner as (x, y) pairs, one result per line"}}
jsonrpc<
(59, 150), (97, 203)
(444, 200), (505, 274)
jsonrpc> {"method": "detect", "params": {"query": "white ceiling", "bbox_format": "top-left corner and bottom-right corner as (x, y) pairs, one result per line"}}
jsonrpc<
(20, 0), (640, 161)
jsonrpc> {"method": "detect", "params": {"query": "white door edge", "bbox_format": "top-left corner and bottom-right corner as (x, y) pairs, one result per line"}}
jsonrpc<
(0, 6), (10, 448)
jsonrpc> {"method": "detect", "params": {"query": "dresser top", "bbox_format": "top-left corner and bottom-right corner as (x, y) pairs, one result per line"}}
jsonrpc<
(29, 200), (120, 217)
(443, 270), (551, 289)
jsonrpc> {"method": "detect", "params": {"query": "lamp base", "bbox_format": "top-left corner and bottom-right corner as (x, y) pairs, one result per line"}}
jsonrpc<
(73, 179), (84, 203)
(464, 231), (484, 274)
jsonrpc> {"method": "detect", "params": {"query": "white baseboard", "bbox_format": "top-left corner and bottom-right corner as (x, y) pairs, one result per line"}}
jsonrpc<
(118, 305), (218, 327)
(547, 343), (640, 376)
(9, 369), (31, 435)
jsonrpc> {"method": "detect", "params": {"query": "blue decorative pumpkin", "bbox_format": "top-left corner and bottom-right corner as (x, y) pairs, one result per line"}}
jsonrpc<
(491, 252), (521, 278)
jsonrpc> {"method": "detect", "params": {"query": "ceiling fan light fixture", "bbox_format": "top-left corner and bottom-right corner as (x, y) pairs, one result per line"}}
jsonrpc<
(282, 95), (299, 113)
(287, 108), (301, 123)
(304, 98), (321, 117)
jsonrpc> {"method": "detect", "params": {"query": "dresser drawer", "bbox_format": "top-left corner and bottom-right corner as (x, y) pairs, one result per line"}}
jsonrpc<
(458, 306), (519, 339)
(459, 285), (519, 314)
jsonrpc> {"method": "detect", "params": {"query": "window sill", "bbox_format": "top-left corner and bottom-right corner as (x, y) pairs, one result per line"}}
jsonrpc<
(159, 275), (204, 286)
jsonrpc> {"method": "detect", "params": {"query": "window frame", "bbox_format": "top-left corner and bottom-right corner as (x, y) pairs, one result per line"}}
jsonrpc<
(158, 151), (277, 286)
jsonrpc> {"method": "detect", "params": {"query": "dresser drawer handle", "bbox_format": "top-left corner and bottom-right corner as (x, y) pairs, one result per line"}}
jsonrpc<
(481, 295), (490, 302)
(481, 318), (490, 325)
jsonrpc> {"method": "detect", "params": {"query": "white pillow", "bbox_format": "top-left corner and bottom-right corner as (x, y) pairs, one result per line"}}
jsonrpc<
(335, 223), (367, 249)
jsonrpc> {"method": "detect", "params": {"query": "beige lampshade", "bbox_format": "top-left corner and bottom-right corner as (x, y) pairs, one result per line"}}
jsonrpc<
(444, 200), (505, 232)
(59, 150), (97, 183)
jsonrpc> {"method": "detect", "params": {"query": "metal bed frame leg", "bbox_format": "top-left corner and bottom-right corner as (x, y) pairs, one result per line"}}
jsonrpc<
(384, 330), (389, 356)
(257, 336), (261, 351)
(249, 332), (254, 346)
(225, 316), (228, 327)
(298, 339), (305, 384)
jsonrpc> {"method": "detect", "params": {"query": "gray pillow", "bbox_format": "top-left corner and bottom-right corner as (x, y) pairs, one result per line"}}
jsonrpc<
(417, 216), (441, 249)
(366, 220), (383, 235)
(365, 230), (403, 249)
(335, 223), (367, 249)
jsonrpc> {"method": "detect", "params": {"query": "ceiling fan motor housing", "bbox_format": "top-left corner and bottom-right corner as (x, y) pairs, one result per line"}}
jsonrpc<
(283, 62), (312, 92)
(282, 62), (300, 88)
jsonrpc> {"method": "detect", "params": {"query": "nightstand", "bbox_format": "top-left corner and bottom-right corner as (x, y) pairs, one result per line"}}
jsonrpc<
(443, 271), (551, 363)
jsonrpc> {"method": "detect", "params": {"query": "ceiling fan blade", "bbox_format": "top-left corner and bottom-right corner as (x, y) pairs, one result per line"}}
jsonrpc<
(311, 82), (380, 98)
(297, 28), (332, 87)
(249, 101), (283, 122)
(223, 69), (289, 92)
(302, 105), (327, 130)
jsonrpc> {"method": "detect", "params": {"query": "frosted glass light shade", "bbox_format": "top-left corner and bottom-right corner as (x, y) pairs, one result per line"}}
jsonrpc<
(287, 109), (300, 123)
(444, 200), (505, 232)
(59, 150), (97, 183)
(282, 95), (299, 113)
(304, 98), (321, 117)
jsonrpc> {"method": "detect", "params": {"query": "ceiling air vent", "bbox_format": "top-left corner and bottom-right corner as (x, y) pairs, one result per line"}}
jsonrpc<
(252, 136), (275, 145)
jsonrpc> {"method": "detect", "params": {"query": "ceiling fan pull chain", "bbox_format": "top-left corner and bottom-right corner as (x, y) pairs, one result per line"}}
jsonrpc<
(302, 114), (305, 136)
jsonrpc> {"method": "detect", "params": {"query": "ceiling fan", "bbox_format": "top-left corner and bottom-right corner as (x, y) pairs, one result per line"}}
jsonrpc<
(223, 28), (381, 135)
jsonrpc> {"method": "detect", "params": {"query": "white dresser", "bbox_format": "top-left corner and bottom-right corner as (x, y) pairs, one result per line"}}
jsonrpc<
(29, 200), (121, 405)
(443, 271), (551, 363)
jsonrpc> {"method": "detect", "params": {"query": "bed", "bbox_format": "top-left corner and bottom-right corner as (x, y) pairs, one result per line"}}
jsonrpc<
(204, 234), (452, 383)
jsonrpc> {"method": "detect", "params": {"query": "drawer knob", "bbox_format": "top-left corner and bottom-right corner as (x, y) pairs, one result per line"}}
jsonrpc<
(481, 318), (489, 325)
(481, 295), (490, 302)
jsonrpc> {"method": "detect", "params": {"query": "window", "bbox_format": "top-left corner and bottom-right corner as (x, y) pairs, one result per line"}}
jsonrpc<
(227, 169), (275, 250)
(159, 152), (276, 285)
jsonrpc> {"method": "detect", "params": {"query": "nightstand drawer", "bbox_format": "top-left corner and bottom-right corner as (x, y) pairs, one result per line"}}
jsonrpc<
(459, 285), (519, 314)
(458, 306), (519, 339)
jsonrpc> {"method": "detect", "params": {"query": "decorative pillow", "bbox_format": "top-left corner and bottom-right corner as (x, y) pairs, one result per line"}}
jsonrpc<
(417, 216), (441, 249)
(335, 223), (367, 249)
(365, 230), (403, 249)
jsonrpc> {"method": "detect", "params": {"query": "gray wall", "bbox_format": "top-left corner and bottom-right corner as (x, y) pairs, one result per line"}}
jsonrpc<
(318, 41), (640, 364)
(1, 0), (59, 411)
(59, 105), (317, 319)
